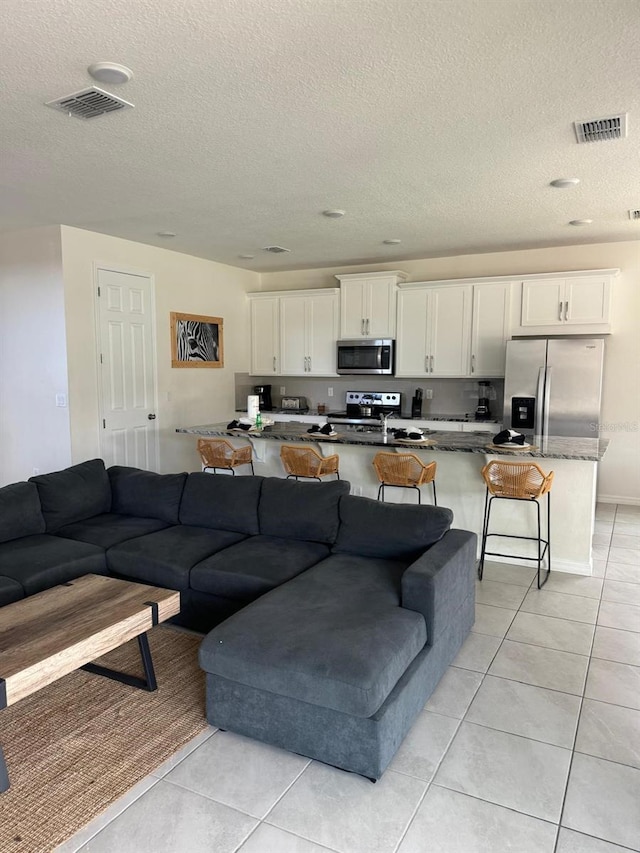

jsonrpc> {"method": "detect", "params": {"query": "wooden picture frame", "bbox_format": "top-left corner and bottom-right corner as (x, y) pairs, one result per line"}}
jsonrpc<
(170, 312), (224, 368)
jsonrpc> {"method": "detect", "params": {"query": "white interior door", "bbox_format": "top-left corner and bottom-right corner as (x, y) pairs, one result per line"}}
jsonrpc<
(97, 267), (158, 470)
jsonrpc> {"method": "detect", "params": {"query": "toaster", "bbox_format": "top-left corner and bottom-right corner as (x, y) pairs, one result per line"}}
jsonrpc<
(280, 396), (309, 412)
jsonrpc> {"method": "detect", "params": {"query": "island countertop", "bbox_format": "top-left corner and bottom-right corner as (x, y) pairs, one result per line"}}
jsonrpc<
(177, 422), (609, 462)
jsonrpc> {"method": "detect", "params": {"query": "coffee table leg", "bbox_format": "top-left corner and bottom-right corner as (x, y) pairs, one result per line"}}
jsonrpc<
(81, 632), (158, 692)
(0, 744), (8, 793)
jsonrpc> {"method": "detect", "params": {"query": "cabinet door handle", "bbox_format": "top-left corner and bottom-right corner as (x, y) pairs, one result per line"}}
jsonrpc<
(366, 319), (370, 335)
(558, 301), (563, 321)
(471, 354), (475, 373)
(273, 356), (276, 372)
(425, 355), (429, 373)
(307, 356), (311, 372)
(564, 301), (569, 321)
(304, 356), (308, 372)
(430, 355), (434, 373)
(361, 318), (365, 335)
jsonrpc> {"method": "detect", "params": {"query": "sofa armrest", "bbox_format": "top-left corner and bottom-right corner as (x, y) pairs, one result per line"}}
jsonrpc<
(401, 529), (476, 645)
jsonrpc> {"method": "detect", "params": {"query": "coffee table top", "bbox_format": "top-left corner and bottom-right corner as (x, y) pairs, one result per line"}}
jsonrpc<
(0, 575), (180, 707)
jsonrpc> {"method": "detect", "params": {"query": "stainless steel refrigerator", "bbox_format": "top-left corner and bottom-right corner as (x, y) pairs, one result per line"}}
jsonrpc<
(503, 338), (604, 438)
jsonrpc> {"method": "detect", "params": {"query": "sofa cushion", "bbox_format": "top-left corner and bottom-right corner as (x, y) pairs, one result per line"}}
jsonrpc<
(258, 478), (350, 544)
(29, 459), (111, 533)
(199, 553), (426, 718)
(56, 513), (171, 549)
(333, 495), (453, 561)
(108, 466), (187, 524)
(0, 534), (107, 595)
(191, 535), (330, 601)
(0, 481), (45, 544)
(180, 473), (264, 534)
(0, 575), (25, 606)
(107, 525), (247, 591)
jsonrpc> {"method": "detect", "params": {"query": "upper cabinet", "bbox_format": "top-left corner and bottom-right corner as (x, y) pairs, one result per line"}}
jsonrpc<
(518, 273), (614, 333)
(249, 295), (280, 375)
(249, 289), (339, 376)
(336, 270), (408, 339)
(396, 284), (472, 377)
(470, 282), (511, 377)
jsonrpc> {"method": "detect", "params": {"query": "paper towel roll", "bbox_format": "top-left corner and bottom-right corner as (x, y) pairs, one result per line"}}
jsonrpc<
(247, 395), (260, 420)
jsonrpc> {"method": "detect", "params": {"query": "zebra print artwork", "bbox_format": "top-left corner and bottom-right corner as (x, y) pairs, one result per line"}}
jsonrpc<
(171, 313), (224, 367)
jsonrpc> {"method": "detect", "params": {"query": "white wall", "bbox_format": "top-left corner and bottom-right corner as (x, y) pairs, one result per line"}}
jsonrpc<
(261, 241), (640, 503)
(60, 227), (260, 473)
(0, 226), (72, 485)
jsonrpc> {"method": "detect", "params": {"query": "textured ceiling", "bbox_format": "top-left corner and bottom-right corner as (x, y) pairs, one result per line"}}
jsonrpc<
(1, 0), (639, 271)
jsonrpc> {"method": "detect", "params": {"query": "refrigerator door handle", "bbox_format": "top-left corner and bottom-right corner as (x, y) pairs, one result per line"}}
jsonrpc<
(535, 367), (546, 436)
(542, 367), (552, 437)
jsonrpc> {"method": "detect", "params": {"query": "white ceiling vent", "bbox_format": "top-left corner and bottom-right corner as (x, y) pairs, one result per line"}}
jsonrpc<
(573, 114), (627, 144)
(262, 245), (291, 253)
(629, 209), (640, 221)
(45, 86), (134, 119)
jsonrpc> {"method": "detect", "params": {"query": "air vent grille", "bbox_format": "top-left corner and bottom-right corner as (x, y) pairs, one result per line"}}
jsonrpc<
(262, 246), (291, 254)
(629, 209), (640, 221)
(46, 87), (134, 119)
(574, 114), (627, 144)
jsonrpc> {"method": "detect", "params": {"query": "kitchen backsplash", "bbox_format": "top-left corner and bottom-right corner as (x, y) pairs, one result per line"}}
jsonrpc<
(235, 373), (504, 419)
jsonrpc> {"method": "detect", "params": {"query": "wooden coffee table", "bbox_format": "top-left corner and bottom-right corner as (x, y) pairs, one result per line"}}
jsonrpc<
(0, 574), (180, 792)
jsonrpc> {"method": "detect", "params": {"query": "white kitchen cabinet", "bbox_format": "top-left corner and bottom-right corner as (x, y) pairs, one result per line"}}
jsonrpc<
(279, 290), (339, 376)
(470, 282), (511, 377)
(396, 284), (472, 377)
(249, 295), (280, 375)
(521, 277), (611, 328)
(336, 270), (408, 339)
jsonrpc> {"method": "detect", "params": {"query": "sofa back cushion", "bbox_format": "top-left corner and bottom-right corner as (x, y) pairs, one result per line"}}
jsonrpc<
(0, 481), (46, 543)
(30, 459), (111, 533)
(108, 466), (187, 524)
(258, 477), (350, 544)
(333, 495), (453, 560)
(180, 472), (264, 534)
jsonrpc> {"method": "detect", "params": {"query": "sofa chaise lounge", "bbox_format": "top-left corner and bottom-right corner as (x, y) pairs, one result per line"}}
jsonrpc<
(0, 458), (476, 778)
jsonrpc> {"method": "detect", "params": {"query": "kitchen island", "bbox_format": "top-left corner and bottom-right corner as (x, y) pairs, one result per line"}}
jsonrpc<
(177, 421), (608, 576)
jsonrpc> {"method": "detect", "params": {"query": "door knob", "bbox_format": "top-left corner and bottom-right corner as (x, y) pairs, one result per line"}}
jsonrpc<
(147, 413), (156, 420)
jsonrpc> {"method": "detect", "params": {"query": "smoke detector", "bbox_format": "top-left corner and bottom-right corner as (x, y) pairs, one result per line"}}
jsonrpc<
(262, 246), (291, 253)
(46, 87), (133, 119)
(88, 62), (133, 85)
(574, 114), (627, 143)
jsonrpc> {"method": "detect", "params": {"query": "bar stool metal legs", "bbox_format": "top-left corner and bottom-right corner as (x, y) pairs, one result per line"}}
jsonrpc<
(477, 460), (554, 589)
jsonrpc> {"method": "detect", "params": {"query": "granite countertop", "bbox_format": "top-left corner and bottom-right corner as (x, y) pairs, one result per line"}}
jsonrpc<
(177, 422), (609, 461)
(237, 409), (501, 424)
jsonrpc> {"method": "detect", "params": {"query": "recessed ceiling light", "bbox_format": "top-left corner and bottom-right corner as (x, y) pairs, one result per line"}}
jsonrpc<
(156, 231), (176, 237)
(238, 254), (255, 259)
(568, 219), (593, 226)
(383, 239), (402, 245)
(87, 62), (134, 85)
(550, 178), (580, 188)
(322, 209), (345, 218)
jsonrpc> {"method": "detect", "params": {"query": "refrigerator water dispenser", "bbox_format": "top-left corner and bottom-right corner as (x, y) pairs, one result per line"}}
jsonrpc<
(511, 396), (536, 430)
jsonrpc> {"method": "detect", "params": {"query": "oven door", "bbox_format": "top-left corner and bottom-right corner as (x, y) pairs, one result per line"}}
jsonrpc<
(336, 340), (394, 375)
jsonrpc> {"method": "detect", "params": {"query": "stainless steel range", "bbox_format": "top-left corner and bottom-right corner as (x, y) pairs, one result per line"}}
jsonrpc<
(326, 391), (402, 424)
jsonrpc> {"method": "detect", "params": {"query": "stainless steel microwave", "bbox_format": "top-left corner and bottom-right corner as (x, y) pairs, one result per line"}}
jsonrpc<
(336, 339), (395, 375)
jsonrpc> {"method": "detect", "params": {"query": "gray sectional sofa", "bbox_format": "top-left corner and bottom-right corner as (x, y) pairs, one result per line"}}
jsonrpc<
(0, 458), (476, 779)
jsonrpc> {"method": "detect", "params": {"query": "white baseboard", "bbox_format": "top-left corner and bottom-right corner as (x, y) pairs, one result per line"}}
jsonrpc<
(597, 495), (640, 506)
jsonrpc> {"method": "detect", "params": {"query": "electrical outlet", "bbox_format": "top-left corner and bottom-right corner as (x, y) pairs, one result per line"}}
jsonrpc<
(279, 386), (286, 395)
(425, 389), (433, 399)
(328, 387), (334, 397)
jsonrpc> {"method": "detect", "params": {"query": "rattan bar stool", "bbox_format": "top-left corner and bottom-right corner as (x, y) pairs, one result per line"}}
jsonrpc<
(372, 452), (437, 505)
(280, 444), (340, 481)
(478, 460), (554, 589)
(197, 438), (255, 475)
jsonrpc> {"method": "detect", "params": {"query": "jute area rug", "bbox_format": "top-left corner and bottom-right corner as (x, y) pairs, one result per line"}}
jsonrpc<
(0, 626), (208, 853)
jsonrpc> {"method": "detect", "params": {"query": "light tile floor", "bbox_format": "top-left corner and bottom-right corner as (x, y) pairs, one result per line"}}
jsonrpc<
(56, 503), (640, 853)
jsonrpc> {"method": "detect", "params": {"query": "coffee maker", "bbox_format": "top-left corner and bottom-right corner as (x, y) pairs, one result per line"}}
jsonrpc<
(475, 381), (492, 420)
(253, 384), (273, 411)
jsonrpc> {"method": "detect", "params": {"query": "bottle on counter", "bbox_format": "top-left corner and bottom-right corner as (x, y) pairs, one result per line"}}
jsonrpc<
(255, 411), (262, 430)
